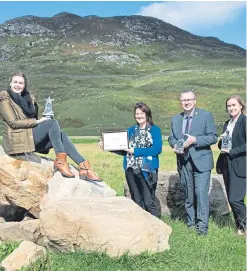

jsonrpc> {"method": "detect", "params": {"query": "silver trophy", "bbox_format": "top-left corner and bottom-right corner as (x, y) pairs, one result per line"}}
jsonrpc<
(175, 134), (188, 154)
(221, 130), (232, 151)
(42, 96), (54, 119)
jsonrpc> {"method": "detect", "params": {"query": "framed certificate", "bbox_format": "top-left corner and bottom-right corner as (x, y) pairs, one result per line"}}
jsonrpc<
(102, 131), (128, 151)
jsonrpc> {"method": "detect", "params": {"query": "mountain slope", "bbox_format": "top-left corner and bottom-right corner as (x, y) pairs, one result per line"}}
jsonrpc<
(0, 13), (245, 135)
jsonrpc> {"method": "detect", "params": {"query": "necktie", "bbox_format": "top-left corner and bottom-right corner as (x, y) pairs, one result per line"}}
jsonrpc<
(184, 116), (190, 135)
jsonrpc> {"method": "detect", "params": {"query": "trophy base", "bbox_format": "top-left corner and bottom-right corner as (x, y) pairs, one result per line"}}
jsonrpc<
(42, 115), (54, 119)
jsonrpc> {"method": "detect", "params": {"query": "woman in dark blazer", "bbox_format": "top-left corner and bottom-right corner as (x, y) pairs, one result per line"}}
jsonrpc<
(218, 95), (246, 236)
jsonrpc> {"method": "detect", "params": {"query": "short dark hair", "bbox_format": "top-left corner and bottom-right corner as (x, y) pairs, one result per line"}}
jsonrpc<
(134, 102), (153, 125)
(180, 90), (196, 99)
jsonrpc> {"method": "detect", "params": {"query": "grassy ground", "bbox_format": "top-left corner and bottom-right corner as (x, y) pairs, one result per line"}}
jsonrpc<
(0, 215), (245, 271)
(0, 142), (245, 270)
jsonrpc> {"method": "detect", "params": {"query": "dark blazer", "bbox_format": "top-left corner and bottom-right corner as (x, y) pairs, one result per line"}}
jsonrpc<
(168, 108), (218, 172)
(219, 114), (246, 178)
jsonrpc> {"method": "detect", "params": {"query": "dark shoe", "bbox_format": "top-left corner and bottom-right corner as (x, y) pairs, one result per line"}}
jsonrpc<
(79, 161), (102, 182)
(54, 153), (75, 178)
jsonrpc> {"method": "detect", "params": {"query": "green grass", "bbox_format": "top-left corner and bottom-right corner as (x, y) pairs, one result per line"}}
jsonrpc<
(0, 43), (245, 136)
(0, 143), (245, 270)
(0, 216), (245, 271)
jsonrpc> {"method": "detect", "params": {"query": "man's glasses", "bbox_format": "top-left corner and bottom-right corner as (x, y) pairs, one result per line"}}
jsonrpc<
(180, 98), (195, 103)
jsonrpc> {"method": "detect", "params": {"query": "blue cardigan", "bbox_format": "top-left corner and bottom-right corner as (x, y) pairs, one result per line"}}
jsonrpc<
(114, 124), (163, 172)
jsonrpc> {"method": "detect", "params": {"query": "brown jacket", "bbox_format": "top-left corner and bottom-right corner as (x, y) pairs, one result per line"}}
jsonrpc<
(0, 90), (38, 154)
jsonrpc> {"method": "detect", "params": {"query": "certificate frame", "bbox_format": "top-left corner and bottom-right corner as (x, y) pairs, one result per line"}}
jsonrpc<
(102, 130), (128, 151)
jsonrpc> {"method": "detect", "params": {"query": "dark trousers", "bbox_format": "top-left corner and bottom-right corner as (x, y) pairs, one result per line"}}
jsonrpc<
(125, 168), (160, 218)
(224, 158), (246, 230)
(179, 157), (211, 233)
(32, 119), (85, 164)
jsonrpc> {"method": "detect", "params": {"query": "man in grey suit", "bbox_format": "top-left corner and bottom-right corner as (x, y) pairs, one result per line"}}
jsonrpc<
(168, 90), (217, 235)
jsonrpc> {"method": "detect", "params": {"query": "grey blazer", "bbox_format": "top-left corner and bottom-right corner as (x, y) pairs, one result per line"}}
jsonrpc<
(168, 108), (218, 172)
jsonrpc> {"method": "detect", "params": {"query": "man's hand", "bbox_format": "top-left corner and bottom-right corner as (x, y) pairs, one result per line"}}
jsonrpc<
(173, 145), (184, 154)
(183, 134), (196, 148)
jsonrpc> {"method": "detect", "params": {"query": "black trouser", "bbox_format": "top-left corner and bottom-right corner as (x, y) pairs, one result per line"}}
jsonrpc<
(32, 119), (85, 164)
(224, 157), (246, 230)
(125, 168), (160, 218)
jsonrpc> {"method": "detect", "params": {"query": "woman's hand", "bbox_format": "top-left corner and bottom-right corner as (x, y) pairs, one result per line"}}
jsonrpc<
(125, 148), (134, 154)
(99, 137), (103, 149)
(37, 117), (50, 124)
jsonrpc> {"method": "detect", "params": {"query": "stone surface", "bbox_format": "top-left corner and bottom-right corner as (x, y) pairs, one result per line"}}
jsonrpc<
(124, 171), (229, 218)
(0, 147), (53, 217)
(0, 220), (42, 244)
(40, 172), (117, 209)
(40, 197), (172, 257)
(0, 241), (46, 271)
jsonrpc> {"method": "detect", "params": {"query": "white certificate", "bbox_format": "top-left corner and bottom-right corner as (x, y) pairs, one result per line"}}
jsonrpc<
(102, 131), (128, 151)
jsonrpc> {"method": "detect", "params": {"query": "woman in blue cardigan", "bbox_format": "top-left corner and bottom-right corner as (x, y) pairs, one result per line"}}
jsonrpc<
(105, 102), (163, 217)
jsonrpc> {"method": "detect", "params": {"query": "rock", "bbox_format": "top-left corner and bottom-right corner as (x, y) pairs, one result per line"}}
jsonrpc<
(40, 197), (172, 257)
(0, 147), (54, 217)
(0, 147), (116, 219)
(40, 172), (117, 209)
(0, 241), (46, 271)
(124, 171), (229, 218)
(0, 220), (42, 244)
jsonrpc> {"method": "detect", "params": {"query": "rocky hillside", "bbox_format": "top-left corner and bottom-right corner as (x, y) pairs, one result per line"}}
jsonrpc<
(0, 13), (245, 135)
(0, 12), (245, 61)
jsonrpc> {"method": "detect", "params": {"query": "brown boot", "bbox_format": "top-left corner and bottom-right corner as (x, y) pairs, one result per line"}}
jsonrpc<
(79, 161), (102, 182)
(54, 153), (75, 178)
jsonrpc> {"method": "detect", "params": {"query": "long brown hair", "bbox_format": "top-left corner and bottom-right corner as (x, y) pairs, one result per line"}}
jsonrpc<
(225, 95), (246, 115)
(9, 71), (30, 96)
(134, 102), (153, 125)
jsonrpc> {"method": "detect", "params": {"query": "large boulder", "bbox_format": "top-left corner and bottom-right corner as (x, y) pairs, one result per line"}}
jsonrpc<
(125, 171), (229, 218)
(0, 147), (53, 217)
(40, 197), (172, 257)
(0, 147), (117, 219)
(40, 172), (117, 209)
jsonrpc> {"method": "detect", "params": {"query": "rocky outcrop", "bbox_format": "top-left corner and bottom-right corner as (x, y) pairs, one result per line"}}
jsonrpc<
(0, 147), (54, 217)
(0, 147), (116, 218)
(40, 197), (172, 257)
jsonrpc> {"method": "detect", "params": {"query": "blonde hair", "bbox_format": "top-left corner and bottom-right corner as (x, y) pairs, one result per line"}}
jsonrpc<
(225, 95), (246, 115)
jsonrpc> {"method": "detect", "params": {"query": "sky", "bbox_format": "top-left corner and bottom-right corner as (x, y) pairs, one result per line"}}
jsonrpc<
(0, 1), (246, 49)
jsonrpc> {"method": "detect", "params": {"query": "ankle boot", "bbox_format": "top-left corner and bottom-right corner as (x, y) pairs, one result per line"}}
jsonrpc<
(79, 161), (102, 182)
(54, 153), (75, 178)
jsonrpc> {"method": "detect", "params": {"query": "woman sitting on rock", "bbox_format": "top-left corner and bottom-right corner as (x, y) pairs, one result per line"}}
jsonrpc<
(0, 71), (102, 182)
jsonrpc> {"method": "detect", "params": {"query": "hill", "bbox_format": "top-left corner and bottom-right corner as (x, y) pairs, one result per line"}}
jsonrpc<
(0, 13), (245, 135)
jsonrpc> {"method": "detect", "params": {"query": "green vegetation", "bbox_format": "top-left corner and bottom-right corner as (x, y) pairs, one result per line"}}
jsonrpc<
(0, 216), (245, 271)
(0, 143), (245, 270)
(0, 42), (245, 136)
